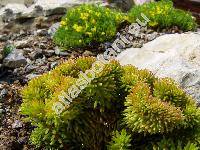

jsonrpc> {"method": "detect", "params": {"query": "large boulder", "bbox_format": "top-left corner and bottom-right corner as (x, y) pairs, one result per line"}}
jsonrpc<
(117, 33), (200, 103)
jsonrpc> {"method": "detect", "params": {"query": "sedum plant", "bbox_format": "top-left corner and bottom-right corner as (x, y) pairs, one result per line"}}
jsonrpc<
(53, 4), (128, 49)
(21, 57), (200, 149)
(128, 0), (197, 31)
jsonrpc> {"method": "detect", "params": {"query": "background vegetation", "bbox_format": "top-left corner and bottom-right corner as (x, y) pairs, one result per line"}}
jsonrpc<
(53, 4), (127, 49)
(128, 0), (197, 30)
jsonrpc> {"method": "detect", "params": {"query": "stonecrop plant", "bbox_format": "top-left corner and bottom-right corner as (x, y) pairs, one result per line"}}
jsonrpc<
(128, 0), (197, 31)
(21, 57), (200, 149)
(53, 4), (127, 49)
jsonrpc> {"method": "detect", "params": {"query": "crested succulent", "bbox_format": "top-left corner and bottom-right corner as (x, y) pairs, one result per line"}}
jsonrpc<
(21, 57), (200, 149)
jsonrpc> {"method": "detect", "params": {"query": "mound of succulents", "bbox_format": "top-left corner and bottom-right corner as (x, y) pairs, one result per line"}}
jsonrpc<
(21, 57), (200, 149)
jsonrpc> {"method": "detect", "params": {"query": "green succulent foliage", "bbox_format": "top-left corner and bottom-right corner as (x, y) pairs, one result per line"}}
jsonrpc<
(21, 57), (200, 149)
(108, 129), (132, 150)
(151, 138), (199, 150)
(124, 82), (184, 134)
(128, 0), (197, 31)
(153, 78), (194, 108)
(53, 4), (127, 49)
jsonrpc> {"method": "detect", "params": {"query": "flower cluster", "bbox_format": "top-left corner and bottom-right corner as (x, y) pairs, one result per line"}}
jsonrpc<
(128, 0), (197, 30)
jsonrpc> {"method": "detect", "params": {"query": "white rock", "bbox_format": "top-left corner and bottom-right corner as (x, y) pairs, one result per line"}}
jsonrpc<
(33, 0), (102, 16)
(0, 3), (29, 24)
(134, 0), (154, 5)
(117, 33), (200, 103)
(0, 0), (27, 5)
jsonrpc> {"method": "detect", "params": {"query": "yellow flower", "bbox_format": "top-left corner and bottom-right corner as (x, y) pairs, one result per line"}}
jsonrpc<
(149, 21), (158, 27)
(101, 32), (105, 35)
(124, 16), (129, 21)
(60, 21), (66, 26)
(79, 40), (82, 43)
(73, 24), (83, 32)
(164, 5), (170, 10)
(86, 32), (92, 37)
(95, 12), (100, 17)
(156, 7), (163, 14)
(116, 14), (122, 21)
(91, 19), (96, 24)
(150, 11), (155, 16)
(80, 13), (89, 20)
(106, 8), (110, 11)
(91, 27), (96, 32)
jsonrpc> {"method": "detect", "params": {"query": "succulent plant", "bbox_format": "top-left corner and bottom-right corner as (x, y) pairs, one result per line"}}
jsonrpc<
(21, 57), (200, 149)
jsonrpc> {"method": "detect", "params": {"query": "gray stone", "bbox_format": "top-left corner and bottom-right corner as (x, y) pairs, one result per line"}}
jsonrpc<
(26, 73), (40, 80)
(29, 49), (43, 59)
(44, 50), (55, 57)
(15, 39), (31, 49)
(48, 22), (60, 37)
(54, 47), (60, 55)
(59, 51), (69, 56)
(38, 43), (46, 49)
(82, 50), (95, 57)
(108, 0), (134, 11)
(50, 62), (58, 69)
(33, 0), (80, 16)
(21, 5), (43, 18)
(0, 34), (9, 42)
(25, 64), (37, 73)
(12, 120), (23, 129)
(0, 108), (4, 115)
(0, 88), (8, 101)
(131, 41), (143, 48)
(146, 32), (158, 41)
(3, 49), (27, 68)
(0, 49), (4, 61)
(0, 88), (8, 97)
(117, 33), (200, 103)
(36, 29), (48, 36)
